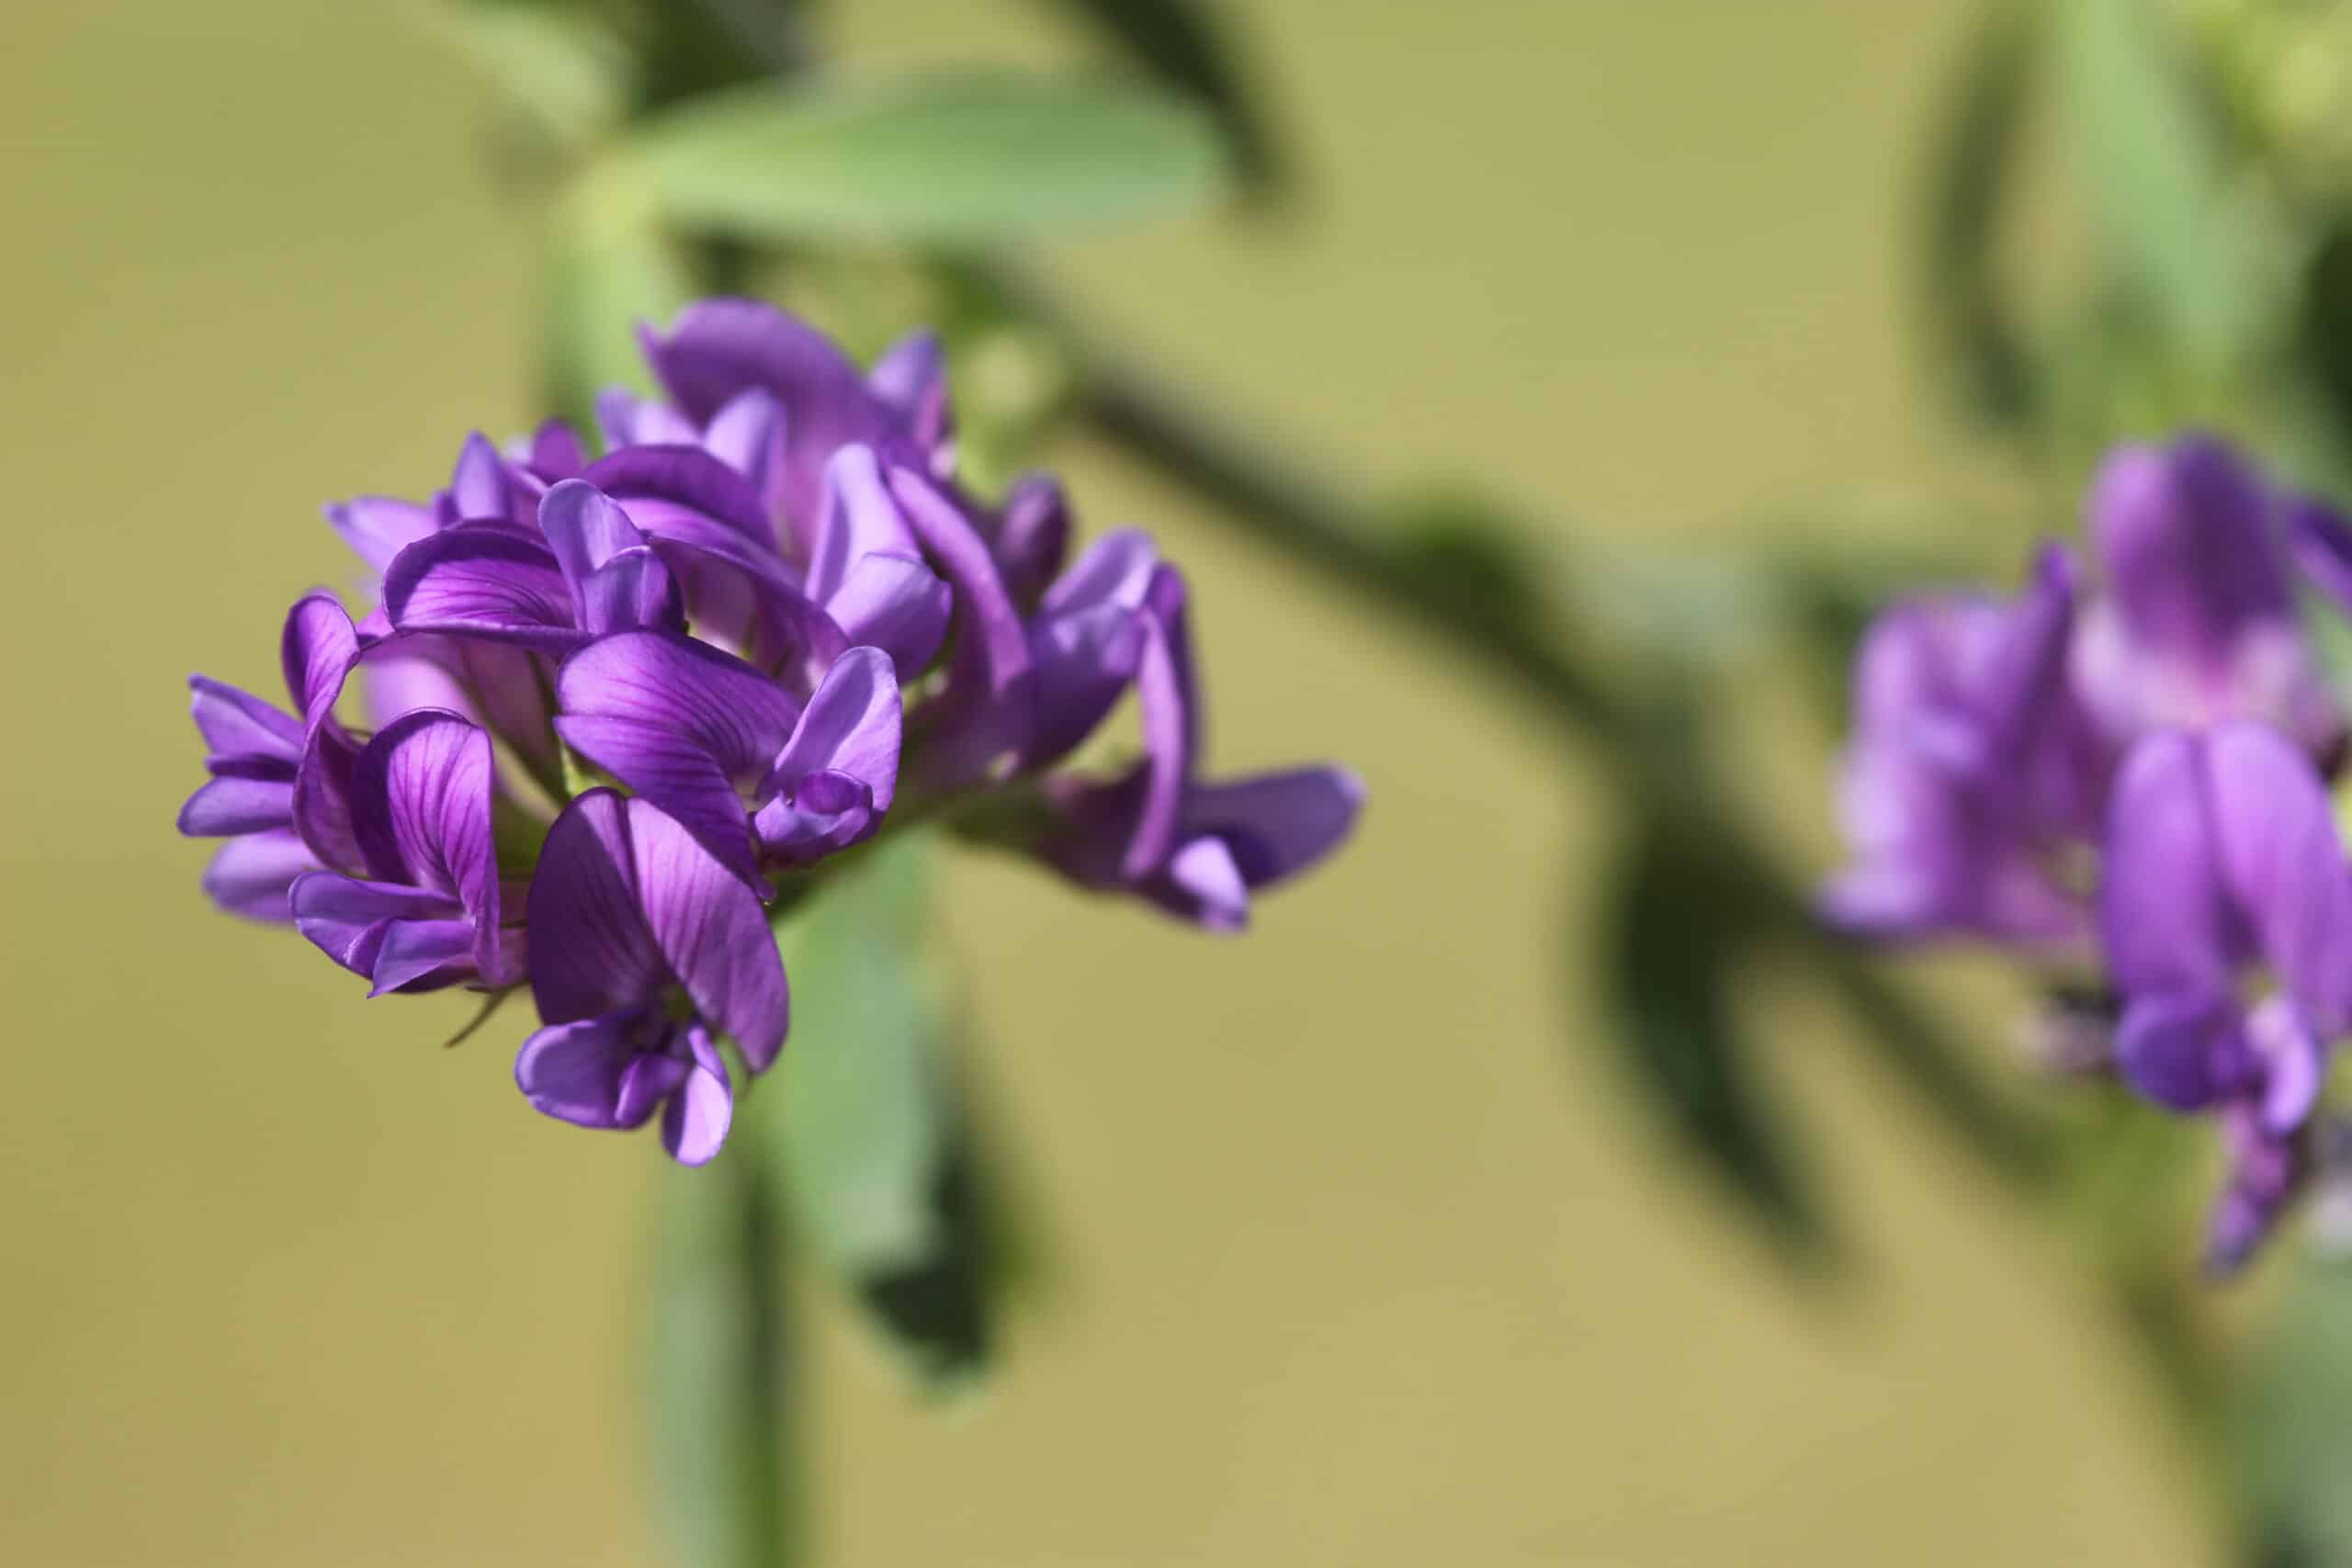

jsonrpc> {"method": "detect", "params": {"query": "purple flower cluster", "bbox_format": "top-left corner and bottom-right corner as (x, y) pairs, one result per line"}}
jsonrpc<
(1825, 434), (2352, 1270)
(180, 299), (1363, 1165)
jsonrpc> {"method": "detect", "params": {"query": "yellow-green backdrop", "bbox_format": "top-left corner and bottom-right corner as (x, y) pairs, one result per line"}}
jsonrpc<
(0, 2), (2211, 1563)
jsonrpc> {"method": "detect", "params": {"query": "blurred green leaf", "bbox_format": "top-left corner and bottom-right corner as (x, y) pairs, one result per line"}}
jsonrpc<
(624, 73), (1230, 246)
(1032, 0), (1286, 192)
(2052, 0), (2278, 368)
(428, 0), (630, 153)
(1385, 488), (1557, 643)
(544, 166), (695, 434)
(2302, 221), (2352, 460)
(647, 1160), (800, 1568)
(1598, 815), (1831, 1271)
(757, 833), (1012, 1390)
(1921, 0), (2042, 429)
(2237, 1256), (2352, 1565)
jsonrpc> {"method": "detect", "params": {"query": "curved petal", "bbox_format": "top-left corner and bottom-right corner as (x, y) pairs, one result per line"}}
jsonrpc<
(622, 797), (788, 1072)
(2115, 988), (2240, 1112)
(1149, 835), (1251, 932)
(868, 328), (952, 457)
(187, 676), (301, 761)
(1182, 766), (1366, 890)
(2088, 435), (2293, 683)
(554, 714), (763, 891)
(1040, 529), (1158, 620)
(662, 1029), (734, 1166)
(200, 829), (319, 921)
(324, 496), (437, 577)
(526, 789), (670, 1025)
(281, 592), (361, 728)
(826, 552), (951, 677)
(596, 388), (700, 452)
(2205, 721), (2352, 1026)
(289, 872), (462, 981)
(2101, 730), (2236, 997)
(1121, 567), (1197, 880)
(383, 525), (580, 650)
(995, 472), (1071, 608)
(890, 465), (1035, 780)
(366, 919), (481, 996)
(703, 387), (788, 529)
(515, 1009), (672, 1131)
(2248, 995), (2325, 1135)
(556, 631), (799, 779)
(448, 432), (518, 523)
(579, 546), (684, 637)
(808, 445), (922, 604)
(585, 446), (774, 549)
(537, 479), (647, 600)
(526, 421), (587, 481)
(177, 774), (294, 838)
(753, 769), (875, 864)
(346, 711), (501, 979)
(765, 647), (900, 812)
(1025, 602), (1148, 769)
(641, 525), (845, 689)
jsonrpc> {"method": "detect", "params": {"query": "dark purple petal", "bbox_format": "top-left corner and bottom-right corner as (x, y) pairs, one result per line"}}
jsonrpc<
(187, 675), (301, 761)
(996, 473), (1070, 608)
(2089, 436), (2292, 675)
(526, 789), (672, 1025)
(200, 829), (318, 921)
(383, 525), (580, 650)
(623, 796), (788, 1071)
(662, 1027), (734, 1166)
(346, 711), (502, 977)
(765, 646), (900, 812)
(2204, 720), (2352, 1027)
(177, 774), (295, 837)
(890, 465), (1035, 781)
(1121, 566), (1197, 880)
(554, 713), (763, 889)
(557, 630), (799, 779)
(1025, 604), (1148, 770)
(2101, 730), (2237, 997)
(292, 727), (364, 874)
(634, 519), (844, 688)
(752, 770), (874, 863)
(323, 496), (437, 576)
(2114, 988), (2239, 1112)
(1182, 766), (1366, 889)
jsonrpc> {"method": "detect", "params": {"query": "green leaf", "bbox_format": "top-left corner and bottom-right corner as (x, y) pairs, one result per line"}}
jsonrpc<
(1598, 816), (1831, 1270)
(622, 73), (1231, 247)
(2237, 1257), (2352, 1565)
(2052, 0), (2278, 368)
(1031, 0), (1286, 192)
(543, 165), (695, 435)
(1920, 0), (2042, 429)
(753, 833), (1012, 1390)
(647, 1159), (801, 1568)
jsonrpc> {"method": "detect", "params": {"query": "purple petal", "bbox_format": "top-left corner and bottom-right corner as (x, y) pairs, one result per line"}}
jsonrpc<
(366, 919), (481, 996)
(890, 465), (1035, 780)
(2115, 988), (2239, 1112)
(868, 329), (952, 458)
(449, 432), (517, 522)
(526, 789), (671, 1025)
(752, 770), (874, 863)
(200, 829), (319, 921)
(527, 421), (588, 480)
(557, 630), (799, 778)
(662, 1029), (734, 1165)
(596, 388), (700, 452)
(584, 446), (775, 550)
(2204, 720), (2352, 1026)
(703, 387), (789, 528)
(288, 871), (463, 979)
(765, 646), (901, 812)
(515, 1010), (673, 1131)
(357, 640), (479, 731)
(346, 711), (502, 976)
(187, 675), (301, 761)
(537, 479), (646, 601)
(281, 592), (361, 728)
(177, 774), (295, 837)
(383, 525), (580, 650)
(807, 445), (922, 604)
(623, 796), (789, 1071)
(996, 473), (1070, 608)
(2100, 730), (2237, 997)
(1182, 766), (1367, 889)
(324, 496), (437, 576)
(579, 546), (684, 637)
(639, 299), (900, 554)
(1149, 835), (1251, 931)
(2248, 995), (2324, 1135)
(1121, 567), (1198, 880)
(554, 713), (763, 890)
(826, 552), (951, 676)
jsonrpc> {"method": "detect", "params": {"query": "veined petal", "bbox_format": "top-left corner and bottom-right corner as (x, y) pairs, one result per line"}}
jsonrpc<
(537, 479), (647, 603)
(178, 774), (295, 837)
(584, 446), (774, 549)
(347, 711), (500, 970)
(527, 789), (671, 1025)
(2204, 720), (2352, 1026)
(2101, 730), (2237, 997)
(281, 592), (361, 729)
(383, 525), (580, 650)
(324, 496), (437, 576)
(890, 465), (1035, 779)
(200, 829), (319, 921)
(556, 631), (798, 779)
(1182, 766), (1366, 890)
(578, 546), (684, 637)
(765, 647), (900, 812)
(554, 714), (763, 890)
(622, 796), (788, 1072)
(515, 1009), (672, 1131)
(289, 871), (462, 978)
(752, 770), (873, 863)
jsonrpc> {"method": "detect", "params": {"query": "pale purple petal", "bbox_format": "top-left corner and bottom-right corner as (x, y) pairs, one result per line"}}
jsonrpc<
(288, 871), (462, 979)
(1122, 567), (1196, 880)
(765, 646), (900, 812)
(527, 421), (587, 480)
(449, 432), (516, 522)
(1150, 835), (1250, 931)
(366, 919), (481, 996)
(554, 714), (763, 889)
(662, 1029), (734, 1166)
(825, 552), (950, 676)
(868, 329), (951, 458)
(187, 676), (301, 761)
(2248, 995), (2324, 1135)
(2090, 437), (2292, 677)
(807, 445), (922, 604)
(578, 546), (684, 637)
(596, 388), (699, 452)
(200, 829), (318, 921)
(178, 773), (295, 837)
(585, 446), (774, 549)
(537, 479), (646, 601)
(703, 387), (788, 527)
(2100, 730), (2237, 997)
(2204, 720), (2352, 1026)
(324, 497), (437, 576)
(752, 770), (873, 863)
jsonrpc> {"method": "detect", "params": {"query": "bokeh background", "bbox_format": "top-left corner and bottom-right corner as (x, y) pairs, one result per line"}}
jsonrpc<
(0, 2), (2214, 1563)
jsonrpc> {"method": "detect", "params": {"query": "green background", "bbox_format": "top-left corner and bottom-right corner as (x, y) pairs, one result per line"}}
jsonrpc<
(0, 1), (2208, 1562)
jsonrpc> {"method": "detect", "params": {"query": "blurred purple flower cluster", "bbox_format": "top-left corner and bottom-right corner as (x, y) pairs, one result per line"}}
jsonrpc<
(180, 300), (1363, 1165)
(1825, 434), (2352, 1271)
